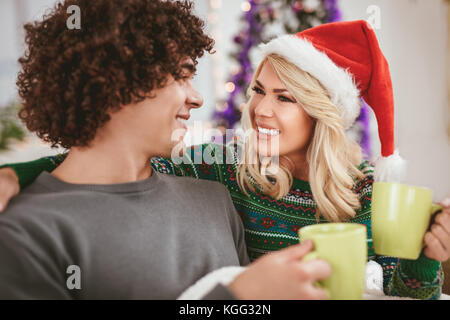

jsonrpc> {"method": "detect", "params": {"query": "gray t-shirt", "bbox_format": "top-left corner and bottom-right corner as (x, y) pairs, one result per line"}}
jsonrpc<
(0, 170), (249, 299)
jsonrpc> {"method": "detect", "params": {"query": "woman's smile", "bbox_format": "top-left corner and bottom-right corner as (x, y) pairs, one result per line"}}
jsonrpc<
(257, 126), (280, 138)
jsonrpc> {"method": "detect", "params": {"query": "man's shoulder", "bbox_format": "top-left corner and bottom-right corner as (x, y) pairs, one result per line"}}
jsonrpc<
(159, 171), (229, 196)
(1, 189), (66, 224)
(0, 176), (85, 225)
(159, 173), (240, 229)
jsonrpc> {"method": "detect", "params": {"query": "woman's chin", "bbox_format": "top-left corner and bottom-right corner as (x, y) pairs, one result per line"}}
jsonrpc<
(256, 138), (280, 155)
(256, 146), (280, 158)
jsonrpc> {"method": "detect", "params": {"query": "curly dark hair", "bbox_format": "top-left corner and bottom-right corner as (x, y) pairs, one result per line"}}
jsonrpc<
(17, 0), (214, 149)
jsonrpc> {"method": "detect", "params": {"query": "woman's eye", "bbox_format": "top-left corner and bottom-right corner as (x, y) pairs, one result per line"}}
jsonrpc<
(278, 95), (295, 103)
(251, 86), (264, 95)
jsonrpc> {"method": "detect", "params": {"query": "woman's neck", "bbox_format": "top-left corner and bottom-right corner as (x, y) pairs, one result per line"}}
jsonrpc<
(282, 151), (309, 181)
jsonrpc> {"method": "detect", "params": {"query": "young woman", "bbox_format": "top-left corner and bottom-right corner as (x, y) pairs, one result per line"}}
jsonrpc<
(1, 20), (449, 299)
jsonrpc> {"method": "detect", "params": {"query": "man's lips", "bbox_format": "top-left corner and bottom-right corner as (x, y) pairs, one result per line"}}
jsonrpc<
(176, 114), (190, 129)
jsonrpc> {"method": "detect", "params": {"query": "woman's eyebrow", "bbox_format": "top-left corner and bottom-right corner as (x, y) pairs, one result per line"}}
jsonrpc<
(255, 80), (265, 88)
(255, 79), (288, 93)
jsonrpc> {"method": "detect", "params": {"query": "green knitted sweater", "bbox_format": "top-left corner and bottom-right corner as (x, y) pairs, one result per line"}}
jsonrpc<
(1, 142), (444, 300)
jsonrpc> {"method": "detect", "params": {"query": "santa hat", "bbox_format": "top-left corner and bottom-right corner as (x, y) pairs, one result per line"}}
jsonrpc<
(254, 20), (406, 182)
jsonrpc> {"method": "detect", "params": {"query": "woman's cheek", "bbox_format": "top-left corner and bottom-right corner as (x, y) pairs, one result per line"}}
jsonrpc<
(280, 121), (308, 153)
(249, 103), (258, 126)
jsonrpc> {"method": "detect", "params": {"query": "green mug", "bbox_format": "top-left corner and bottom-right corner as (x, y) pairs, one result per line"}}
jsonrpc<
(298, 223), (367, 300)
(372, 182), (443, 260)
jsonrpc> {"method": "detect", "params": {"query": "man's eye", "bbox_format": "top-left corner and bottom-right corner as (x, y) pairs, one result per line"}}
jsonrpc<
(182, 73), (196, 80)
(251, 86), (264, 95)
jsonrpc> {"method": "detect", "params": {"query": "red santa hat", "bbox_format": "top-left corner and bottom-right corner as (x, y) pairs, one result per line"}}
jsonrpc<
(255, 20), (406, 182)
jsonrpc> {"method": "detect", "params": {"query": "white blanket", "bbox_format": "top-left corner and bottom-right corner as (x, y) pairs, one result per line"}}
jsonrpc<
(178, 261), (450, 300)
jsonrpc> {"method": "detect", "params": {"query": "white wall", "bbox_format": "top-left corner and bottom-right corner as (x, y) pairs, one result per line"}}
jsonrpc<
(0, 0), (66, 162)
(339, 0), (449, 201)
(0, 0), (65, 105)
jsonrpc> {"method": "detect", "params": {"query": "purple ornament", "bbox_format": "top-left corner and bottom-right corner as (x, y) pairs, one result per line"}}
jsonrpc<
(322, 0), (342, 22)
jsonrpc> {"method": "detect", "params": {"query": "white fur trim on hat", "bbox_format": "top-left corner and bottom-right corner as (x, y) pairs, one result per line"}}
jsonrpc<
(255, 35), (361, 129)
(374, 149), (407, 183)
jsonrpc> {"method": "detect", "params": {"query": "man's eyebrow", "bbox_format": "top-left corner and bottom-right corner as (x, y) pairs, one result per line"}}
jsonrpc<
(181, 63), (196, 73)
(255, 79), (288, 93)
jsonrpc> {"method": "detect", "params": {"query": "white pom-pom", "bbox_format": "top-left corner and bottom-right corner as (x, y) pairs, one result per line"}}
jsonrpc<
(374, 149), (407, 183)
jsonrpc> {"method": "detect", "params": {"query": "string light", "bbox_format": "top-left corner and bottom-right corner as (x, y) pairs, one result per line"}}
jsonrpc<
(216, 103), (228, 112)
(208, 12), (218, 24)
(225, 82), (236, 93)
(210, 0), (222, 10)
(241, 1), (251, 12)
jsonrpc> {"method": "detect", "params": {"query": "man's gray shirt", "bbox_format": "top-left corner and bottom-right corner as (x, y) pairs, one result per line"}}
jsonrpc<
(0, 170), (249, 299)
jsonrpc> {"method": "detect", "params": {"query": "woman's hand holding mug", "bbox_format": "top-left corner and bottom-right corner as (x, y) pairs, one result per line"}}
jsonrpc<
(424, 197), (450, 262)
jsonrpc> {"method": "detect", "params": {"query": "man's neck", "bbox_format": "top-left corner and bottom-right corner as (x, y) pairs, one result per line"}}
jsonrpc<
(52, 139), (153, 185)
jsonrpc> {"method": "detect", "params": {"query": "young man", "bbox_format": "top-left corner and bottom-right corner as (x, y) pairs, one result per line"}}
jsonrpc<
(0, 0), (330, 299)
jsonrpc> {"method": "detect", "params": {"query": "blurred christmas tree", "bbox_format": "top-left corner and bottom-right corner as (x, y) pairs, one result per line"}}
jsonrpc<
(0, 102), (26, 152)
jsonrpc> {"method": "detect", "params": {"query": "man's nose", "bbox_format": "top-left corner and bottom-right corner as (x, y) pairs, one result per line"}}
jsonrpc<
(187, 85), (203, 109)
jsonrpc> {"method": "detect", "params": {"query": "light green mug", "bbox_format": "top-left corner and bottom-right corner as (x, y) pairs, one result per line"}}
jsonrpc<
(372, 182), (443, 260)
(298, 223), (367, 300)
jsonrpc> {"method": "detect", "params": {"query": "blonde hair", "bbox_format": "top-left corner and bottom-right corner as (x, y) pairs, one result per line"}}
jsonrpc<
(237, 54), (365, 222)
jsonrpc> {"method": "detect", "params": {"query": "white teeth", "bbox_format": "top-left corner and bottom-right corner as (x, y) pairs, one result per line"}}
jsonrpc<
(257, 126), (280, 136)
(176, 117), (187, 127)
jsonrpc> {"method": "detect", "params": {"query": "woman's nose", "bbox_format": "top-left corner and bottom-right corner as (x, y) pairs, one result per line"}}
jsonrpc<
(254, 97), (274, 117)
(186, 85), (203, 109)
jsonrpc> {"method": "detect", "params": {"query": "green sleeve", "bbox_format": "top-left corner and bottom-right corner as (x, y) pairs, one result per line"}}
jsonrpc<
(373, 233), (443, 300)
(150, 143), (232, 184)
(373, 255), (443, 300)
(384, 254), (443, 300)
(0, 154), (67, 190)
